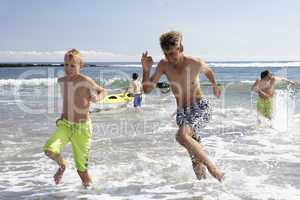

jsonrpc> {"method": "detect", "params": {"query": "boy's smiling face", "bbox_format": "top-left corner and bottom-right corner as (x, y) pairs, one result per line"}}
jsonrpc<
(163, 46), (183, 65)
(64, 56), (81, 77)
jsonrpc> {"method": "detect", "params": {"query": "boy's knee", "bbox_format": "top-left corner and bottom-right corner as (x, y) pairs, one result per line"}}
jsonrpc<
(44, 149), (54, 157)
(176, 126), (192, 146)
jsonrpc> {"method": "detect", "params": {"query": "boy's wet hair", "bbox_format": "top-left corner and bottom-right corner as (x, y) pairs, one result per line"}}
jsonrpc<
(261, 70), (271, 79)
(132, 73), (139, 80)
(64, 49), (84, 68)
(160, 31), (182, 51)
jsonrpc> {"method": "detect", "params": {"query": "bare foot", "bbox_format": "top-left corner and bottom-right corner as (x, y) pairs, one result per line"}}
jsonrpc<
(53, 160), (67, 184)
(77, 170), (92, 188)
(209, 168), (225, 182)
(82, 181), (92, 189)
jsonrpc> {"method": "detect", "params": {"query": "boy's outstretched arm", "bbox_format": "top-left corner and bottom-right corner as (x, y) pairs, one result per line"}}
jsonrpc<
(276, 76), (296, 85)
(200, 60), (221, 97)
(141, 51), (164, 93)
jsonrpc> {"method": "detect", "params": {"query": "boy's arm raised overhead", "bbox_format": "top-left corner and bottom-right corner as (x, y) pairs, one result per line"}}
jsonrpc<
(199, 59), (221, 98)
(141, 51), (164, 93)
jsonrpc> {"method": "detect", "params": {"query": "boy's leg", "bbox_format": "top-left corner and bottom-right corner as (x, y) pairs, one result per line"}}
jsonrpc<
(264, 99), (272, 119)
(189, 152), (207, 180)
(257, 98), (272, 119)
(179, 126), (207, 180)
(137, 95), (143, 111)
(44, 123), (70, 184)
(71, 124), (92, 186)
(176, 125), (224, 182)
(45, 150), (68, 184)
(77, 170), (92, 187)
(138, 95), (142, 107)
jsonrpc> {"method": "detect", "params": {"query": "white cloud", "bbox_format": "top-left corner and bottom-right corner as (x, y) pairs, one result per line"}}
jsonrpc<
(0, 50), (138, 62)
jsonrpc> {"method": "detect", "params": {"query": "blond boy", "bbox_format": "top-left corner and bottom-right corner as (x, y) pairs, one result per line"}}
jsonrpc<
(44, 49), (106, 187)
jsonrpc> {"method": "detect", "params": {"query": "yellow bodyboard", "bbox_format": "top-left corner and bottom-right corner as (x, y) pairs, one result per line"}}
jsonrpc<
(99, 93), (133, 104)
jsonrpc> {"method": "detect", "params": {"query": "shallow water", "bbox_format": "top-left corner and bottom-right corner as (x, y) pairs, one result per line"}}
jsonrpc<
(0, 64), (300, 199)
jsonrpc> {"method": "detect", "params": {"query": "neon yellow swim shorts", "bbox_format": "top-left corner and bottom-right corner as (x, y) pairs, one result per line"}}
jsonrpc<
(257, 97), (273, 119)
(43, 119), (92, 172)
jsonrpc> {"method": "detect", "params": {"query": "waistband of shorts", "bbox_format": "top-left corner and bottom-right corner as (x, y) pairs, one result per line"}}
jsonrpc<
(129, 93), (142, 97)
(177, 97), (208, 112)
(57, 118), (91, 128)
(258, 97), (273, 103)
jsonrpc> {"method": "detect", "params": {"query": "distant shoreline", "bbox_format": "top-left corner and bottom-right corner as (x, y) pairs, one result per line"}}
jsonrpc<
(0, 60), (299, 68)
(0, 63), (134, 68)
(0, 63), (64, 68)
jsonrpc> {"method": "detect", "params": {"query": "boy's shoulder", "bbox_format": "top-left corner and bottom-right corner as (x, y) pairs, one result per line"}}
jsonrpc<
(57, 75), (94, 82)
(183, 56), (206, 71)
(157, 59), (170, 72)
(255, 78), (261, 85)
(186, 56), (204, 66)
(78, 74), (102, 89)
(157, 58), (169, 66)
(78, 74), (94, 82)
(271, 76), (278, 83)
(58, 76), (67, 82)
(130, 80), (136, 86)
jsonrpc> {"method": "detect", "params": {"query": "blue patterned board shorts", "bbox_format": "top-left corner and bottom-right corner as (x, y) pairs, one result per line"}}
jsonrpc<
(133, 94), (142, 108)
(176, 97), (212, 142)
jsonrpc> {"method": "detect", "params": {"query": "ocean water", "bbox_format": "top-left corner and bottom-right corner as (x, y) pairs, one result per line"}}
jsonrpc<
(0, 61), (300, 200)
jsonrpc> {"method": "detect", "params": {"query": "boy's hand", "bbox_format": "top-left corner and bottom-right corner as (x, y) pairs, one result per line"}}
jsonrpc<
(141, 51), (154, 72)
(258, 90), (270, 98)
(213, 85), (221, 98)
(90, 95), (98, 102)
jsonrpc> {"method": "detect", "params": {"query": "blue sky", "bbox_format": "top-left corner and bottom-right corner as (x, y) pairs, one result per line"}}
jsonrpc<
(0, 0), (300, 61)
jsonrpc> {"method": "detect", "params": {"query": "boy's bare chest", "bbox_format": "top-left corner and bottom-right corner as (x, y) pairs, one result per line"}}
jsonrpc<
(62, 82), (90, 99)
(258, 81), (272, 90)
(165, 66), (199, 84)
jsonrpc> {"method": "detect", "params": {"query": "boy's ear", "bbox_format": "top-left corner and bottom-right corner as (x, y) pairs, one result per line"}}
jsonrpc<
(179, 44), (184, 52)
(80, 60), (84, 68)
